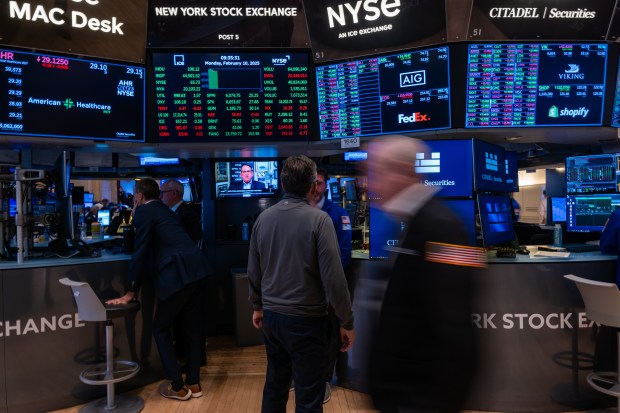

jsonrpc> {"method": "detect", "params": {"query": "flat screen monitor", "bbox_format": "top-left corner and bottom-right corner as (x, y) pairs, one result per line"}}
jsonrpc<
(566, 194), (620, 232)
(0, 48), (145, 141)
(416, 139), (473, 198)
(97, 210), (110, 226)
(214, 160), (279, 199)
(610, 51), (620, 127)
(550, 196), (567, 223)
(473, 139), (506, 193)
(329, 181), (342, 203)
(443, 199), (477, 245)
(84, 193), (94, 208)
(566, 153), (618, 194)
(466, 43), (608, 128)
(477, 193), (516, 247)
(140, 157), (180, 166)
(316, 45), (451, 140)
(344, 151), (367, 162)
(505, 151), (519, 192)
(151, 51), (313, 142)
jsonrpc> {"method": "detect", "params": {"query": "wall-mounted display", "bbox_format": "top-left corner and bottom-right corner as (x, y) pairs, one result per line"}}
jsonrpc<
(417, 139), (473, 198)
(147, 0), (309, 48)
(0, 48), (145, 142)
(466, 43), (608, 128)
(214, 159), (279, 198)
(473, 139), (506, 193)
(152, 51), (313, 142)
(317, 45), (450, 140)
(565, 153), (618, 194)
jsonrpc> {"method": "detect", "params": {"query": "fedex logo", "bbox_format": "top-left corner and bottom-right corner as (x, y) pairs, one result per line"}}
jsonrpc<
(400, 70), (426, 87)
(415, 151), (440, 173)
(398, 112), (429, 123)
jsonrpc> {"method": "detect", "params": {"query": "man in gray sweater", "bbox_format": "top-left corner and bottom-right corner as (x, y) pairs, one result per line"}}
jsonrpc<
(248, 155), (355, 413)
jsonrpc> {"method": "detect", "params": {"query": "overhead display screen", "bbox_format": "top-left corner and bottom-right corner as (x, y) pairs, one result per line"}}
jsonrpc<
(467, 0), (616, 41)
(147, 0), (309, 48)
(0, 48), (145, 142)
(466, 43), (608, 128)
(566, 153), (619, 194)
(316, 46), (450, 140)
(0, 0), (147, 63)
(152, 51), (312, 142)
(611, 54), (620, 127)
(303, 0), (446, 63)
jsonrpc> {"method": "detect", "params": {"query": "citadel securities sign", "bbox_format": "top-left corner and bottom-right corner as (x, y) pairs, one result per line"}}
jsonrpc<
(468, 0), (616, 40)
(303, 0), (446, 63)
(147, 0), (309, 48)
(0, 0), (147, 62)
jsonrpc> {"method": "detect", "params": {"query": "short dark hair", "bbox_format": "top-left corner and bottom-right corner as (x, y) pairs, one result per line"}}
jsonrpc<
(135, 178), (160, 200)
(316, 168), (329, 182)
(281, 155), (316, 197)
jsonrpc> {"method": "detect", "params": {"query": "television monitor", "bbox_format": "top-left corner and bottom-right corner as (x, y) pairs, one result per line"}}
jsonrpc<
(0, 48), (145, 141)
(609, 50), (620, 127)
(443, 199), (477, 245)
(566, 153), (618, 194)
(343, 179), (357, 202)
(416, 139), (474, 198)
(344, 151), (367, 162)
(477, 193), (516, 247)
(151, 51), (313, 142)
(550, 196), (567, 224)
(566, 194), (620, 232)
(466, 43), (608, 128)
(473, 139), (506, 193)
(140, 157), (180, 166)
(505, 151), (519, 192)
(329, 181), (342, 203)
(84, 193), (94, 208)
(97, 210), (111, 226)
(214, 160), (279, 198)
(316, 45), (451, 140)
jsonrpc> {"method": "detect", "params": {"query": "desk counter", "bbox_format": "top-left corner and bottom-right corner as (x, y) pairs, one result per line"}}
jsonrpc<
(343, 251), (617, 412)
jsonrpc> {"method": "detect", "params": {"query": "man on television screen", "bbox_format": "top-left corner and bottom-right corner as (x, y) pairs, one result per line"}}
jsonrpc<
(229, 163), (266, 191)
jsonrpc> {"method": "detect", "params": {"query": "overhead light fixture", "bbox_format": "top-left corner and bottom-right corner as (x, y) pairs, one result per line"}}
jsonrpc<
(504, 136), (521, 141)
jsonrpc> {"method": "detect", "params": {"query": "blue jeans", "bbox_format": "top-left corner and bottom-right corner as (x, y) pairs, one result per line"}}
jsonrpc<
(261, 310), (329, 413)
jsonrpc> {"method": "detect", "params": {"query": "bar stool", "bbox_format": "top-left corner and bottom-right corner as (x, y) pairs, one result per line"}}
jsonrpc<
(564, 274), (620, 413)
(59, 277), (144, 413)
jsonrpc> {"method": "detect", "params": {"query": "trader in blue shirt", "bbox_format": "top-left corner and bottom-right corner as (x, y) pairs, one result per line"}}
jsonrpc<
(310, 168), (353, 398)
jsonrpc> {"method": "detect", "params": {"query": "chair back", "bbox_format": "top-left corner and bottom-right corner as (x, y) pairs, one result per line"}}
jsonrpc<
(564, 274), (620, 328)
(59, 277), (107, 322)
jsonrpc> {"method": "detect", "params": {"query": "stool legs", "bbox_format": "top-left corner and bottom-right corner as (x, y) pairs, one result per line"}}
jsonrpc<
(106, 320), (116, 410)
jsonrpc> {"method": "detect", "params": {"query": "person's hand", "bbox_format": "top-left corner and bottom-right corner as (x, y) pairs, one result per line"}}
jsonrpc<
(106, 292), (135, 306)
(339, 327), (356, 352)
(252, 310), (263, 329)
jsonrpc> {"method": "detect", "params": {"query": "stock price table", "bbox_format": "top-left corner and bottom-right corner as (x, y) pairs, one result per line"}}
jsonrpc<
(466, 43), (607, 127)
(316, 46), (451, 140)
(153, 52), (311, 141)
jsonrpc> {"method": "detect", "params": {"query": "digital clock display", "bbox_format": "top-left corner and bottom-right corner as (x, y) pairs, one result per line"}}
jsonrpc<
(0, 48), (145, 141)
(152, 51), (314, 142)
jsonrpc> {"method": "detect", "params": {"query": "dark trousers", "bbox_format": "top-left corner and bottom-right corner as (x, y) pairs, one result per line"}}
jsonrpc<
(261, 310), (329, 413)
(153, 280), (205, 390)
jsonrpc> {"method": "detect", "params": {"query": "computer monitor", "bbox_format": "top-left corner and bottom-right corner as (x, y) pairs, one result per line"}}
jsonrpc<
(566, 194), (620, 232)
(84, 193), (94, 208)
(566, 154), (618, 194)
(550, 196), (567, 224)
(97, 210), (110, 226)
(477, 193), (516, 247)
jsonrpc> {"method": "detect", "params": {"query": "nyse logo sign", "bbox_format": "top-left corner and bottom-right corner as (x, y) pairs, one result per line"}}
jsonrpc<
(415, 151), (440, 173)
(326, 0), (401, 28)
(400, 70), (425, 87)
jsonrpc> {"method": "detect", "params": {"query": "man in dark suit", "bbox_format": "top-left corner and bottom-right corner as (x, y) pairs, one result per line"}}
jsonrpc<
(160, 179), (208, 367)
(107, 178), (210, 401)
(228, 163), (267, 191)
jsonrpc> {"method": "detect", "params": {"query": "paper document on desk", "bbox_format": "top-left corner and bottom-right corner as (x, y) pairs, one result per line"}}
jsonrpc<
(533, 250), (571, 258)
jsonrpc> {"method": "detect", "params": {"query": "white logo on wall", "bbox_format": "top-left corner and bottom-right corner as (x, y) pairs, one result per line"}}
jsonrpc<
(485, 152), (498, 172)
(400, 70), (426, 88)
(415, 151), (440, 173)
(174, 55), (185, 66)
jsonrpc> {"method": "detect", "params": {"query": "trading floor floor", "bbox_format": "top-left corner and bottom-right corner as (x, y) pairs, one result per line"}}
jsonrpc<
(49, 336), (378, 413)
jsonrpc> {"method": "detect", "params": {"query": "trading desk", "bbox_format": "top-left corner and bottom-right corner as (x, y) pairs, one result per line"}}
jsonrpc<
(342, 249), (617, 412)
(0, 252), (163, 412)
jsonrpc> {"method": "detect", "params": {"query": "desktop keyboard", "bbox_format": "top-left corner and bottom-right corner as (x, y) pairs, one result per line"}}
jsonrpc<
(564, 244), (600, 253)
(495, 247), (516, 258)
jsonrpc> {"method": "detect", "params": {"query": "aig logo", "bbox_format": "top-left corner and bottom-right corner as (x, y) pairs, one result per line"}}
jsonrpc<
(400, 70), (426, 87)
